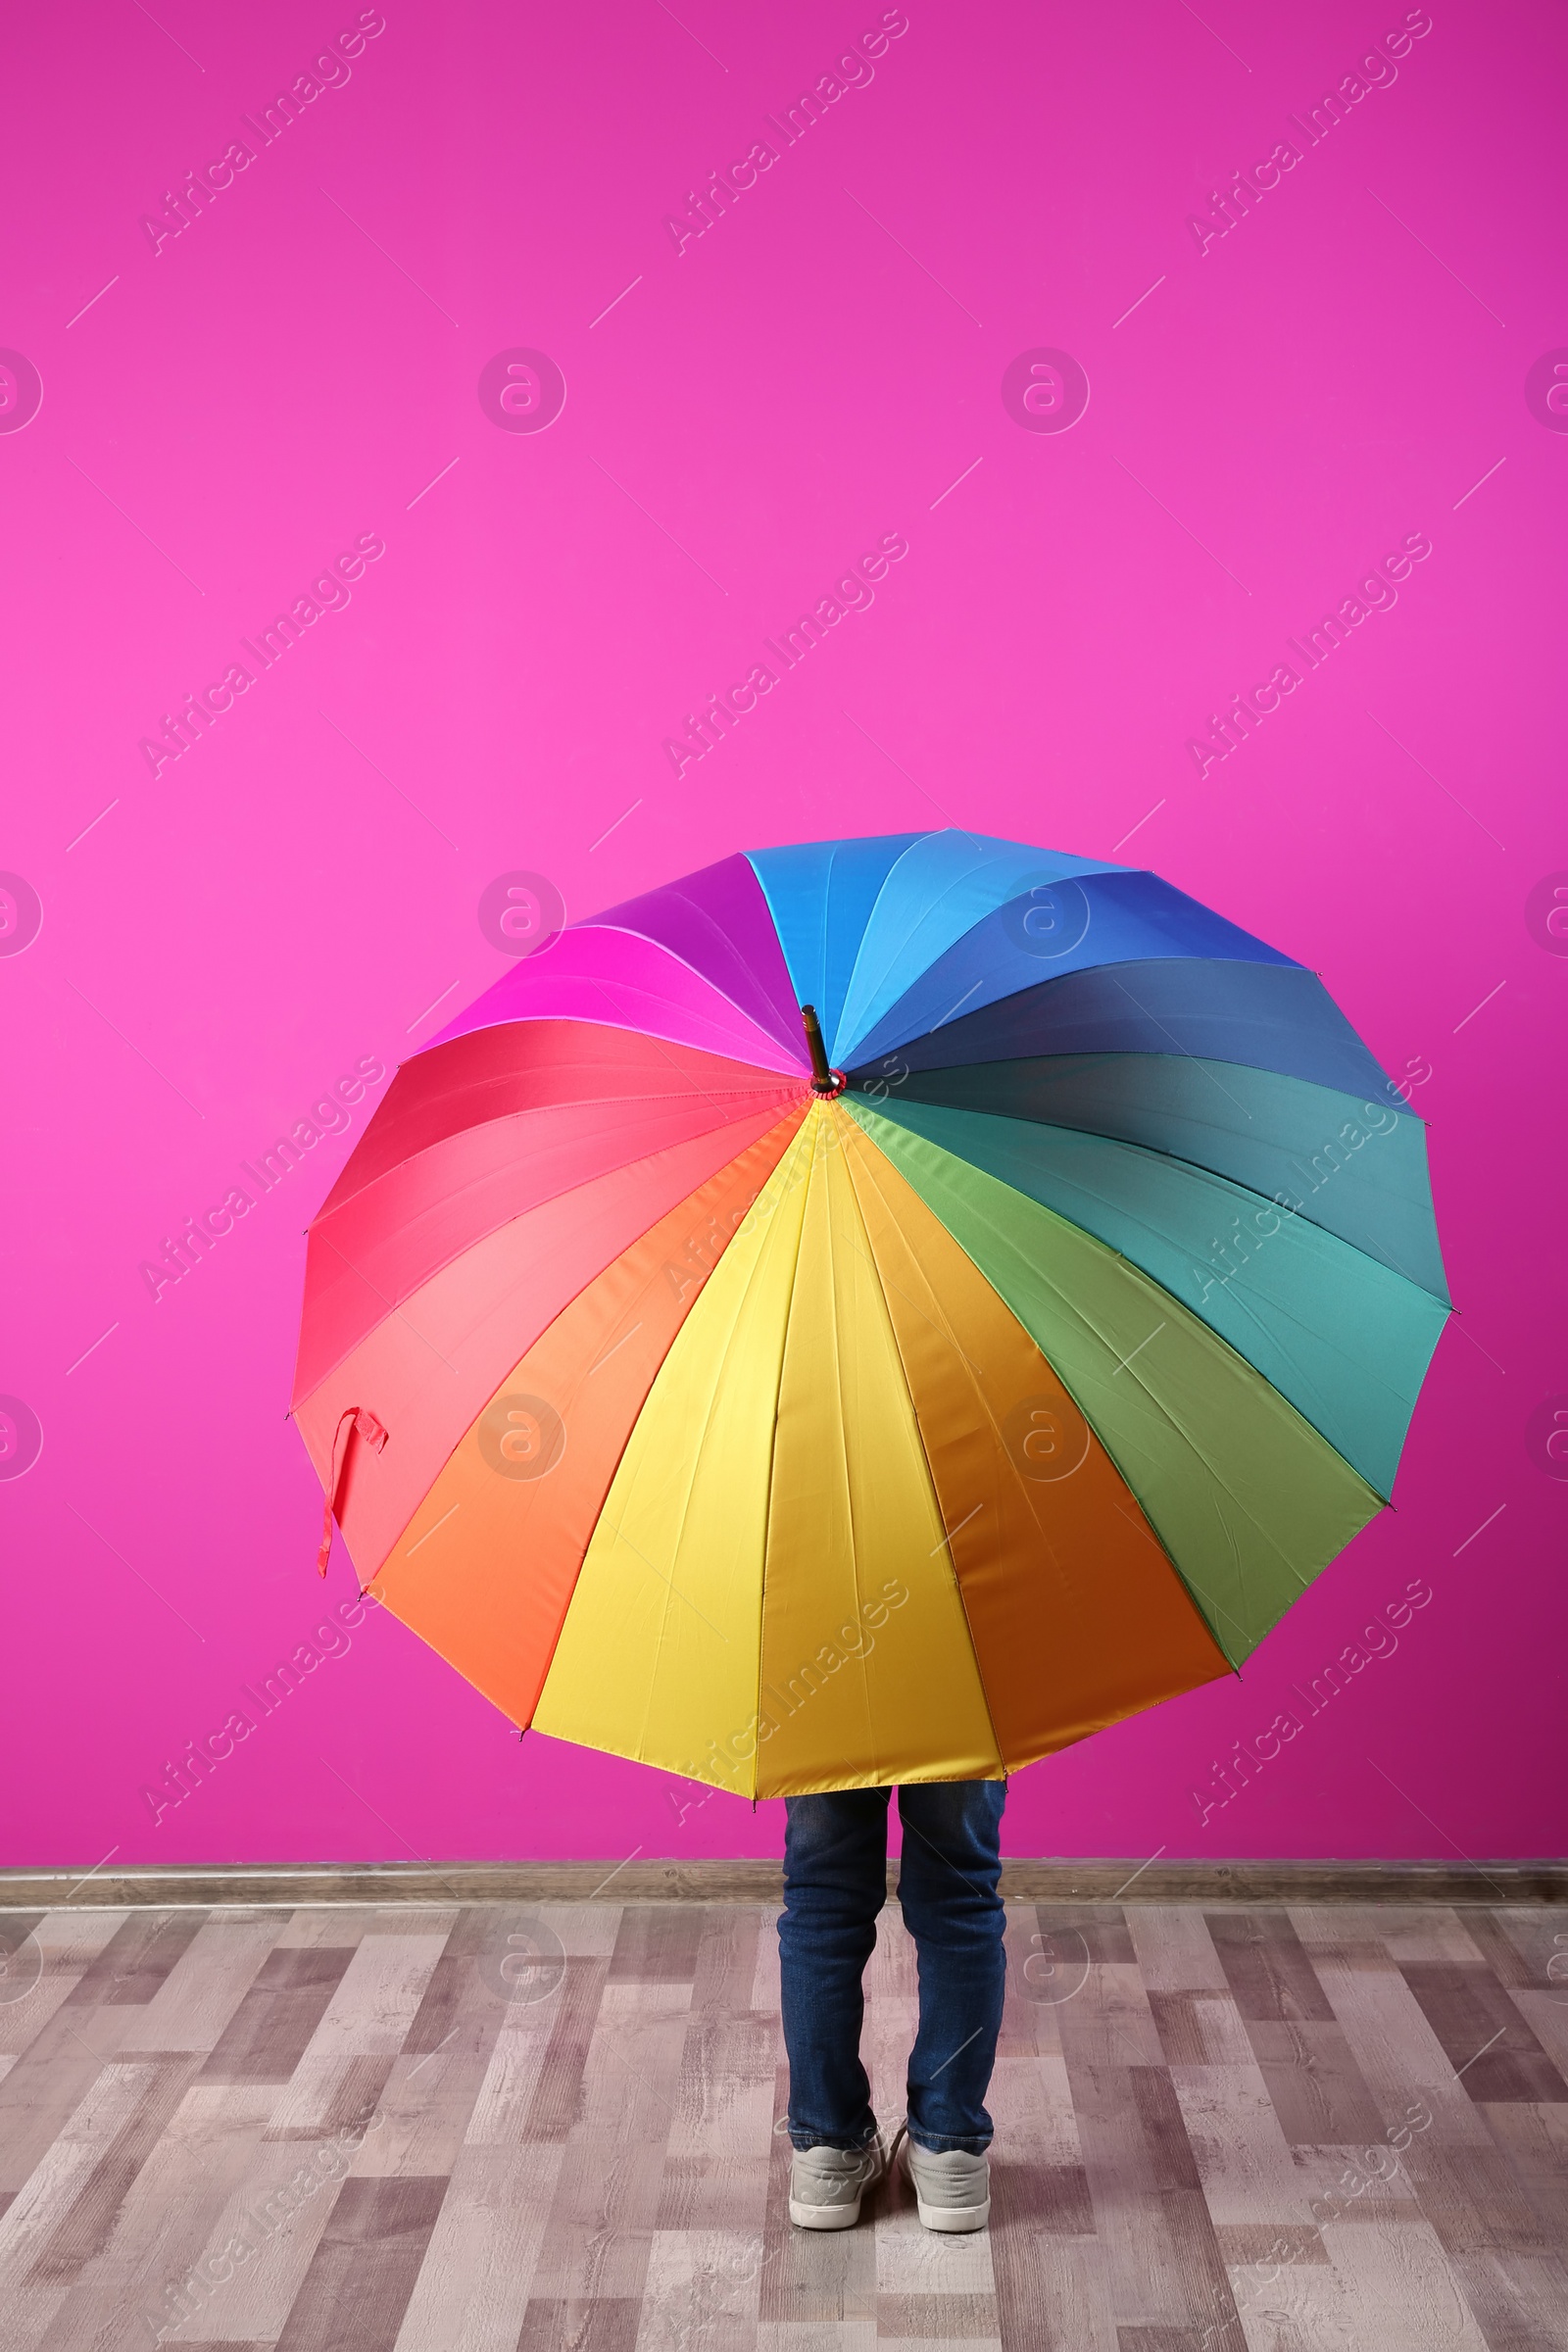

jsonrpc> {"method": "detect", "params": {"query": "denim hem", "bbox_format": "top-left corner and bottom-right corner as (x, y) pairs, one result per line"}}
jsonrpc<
(906, 2130), (993, 2155)
(787, 2129), (880, 2153)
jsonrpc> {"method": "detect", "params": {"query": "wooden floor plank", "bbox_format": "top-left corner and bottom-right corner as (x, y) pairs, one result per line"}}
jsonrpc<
(1033, 1904), (1139, 1966)
(1505, 1989), (1568, 2083)
(1397, 1966), (1568, 2104)
(33, 2078), (280, 2352)
(520, 1956), (611, 2147)
(1127, 1909), (1230, 1997)
(273, 2174), (448, 2350)
(116, 1915), (283, 2055)
(462, 2014), (564, 2149)
(1481, 1909), (1568, 1993)
(24, 2052), (200, 2297)
(992, 2227), (1115, 2352)
(1060, 2048), (1243, 2340)
(861, 1989), (919, 2136)
(1478, 2102), (1568, 2245)
(0, 2060), (159, 2351)
(516, 2297), (645, 2351)
(607, 1905), (708, 1986)
(389, 2142), (564, 2351)
(987, 2050), (1087, 2177)
(863, 1901), (918, 2005)
(1464, 1914), (1566, 2013)
(1401, 2131), (1560, 2260)
(755, 2328), (876, 2352)
(1204, 1913), (1336, 2025)
(749, 1913), (782, 2019)
(655, 2008), (777, 2231)
(691, 1907), (767, 2021)
(878, 2284), (1002, 2335)
(529, 1902), (625, 1960)
(1223, 2241), (1401, 2352)
(62, 1911), (209, 2009)
(634, 2227), (767, 2351)
(1376, 1911), (1498, 1969)
(200, 1942), (364, 2083)
(1147, 1991), (1254, 2070)
(264, 2048), (394, 2143)
(0, 2004), (145, 2195)
(1288, 2141), (1426, 2230)
(1242, 2018), (1389, 2146)
(295, 1929), (454, 2068)
(1284, 1901), (1408, 1975)
(525, 1971), (691, 2303)
(1167, 2062), (1318, 2227)
(1444, 2247), (1568, 2352)
(350, 1923), (520, 2180)
(272, 1907), (372, 1949)
(0, 1914), (129, 2062)
(160, 2125), (357, 2340)
(1301, 1948), (1496, 2147)
(1317, 2211), (1490, 2349)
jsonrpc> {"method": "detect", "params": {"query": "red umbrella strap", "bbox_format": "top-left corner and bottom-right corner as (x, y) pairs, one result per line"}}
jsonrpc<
(317, 1405), (390, 1577)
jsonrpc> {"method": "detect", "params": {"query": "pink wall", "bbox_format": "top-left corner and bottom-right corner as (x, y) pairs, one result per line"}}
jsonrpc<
(2, 0), (1563, 1868)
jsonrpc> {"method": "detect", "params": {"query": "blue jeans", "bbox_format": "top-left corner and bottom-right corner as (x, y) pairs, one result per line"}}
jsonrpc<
(778, 1779), (1007, 2155)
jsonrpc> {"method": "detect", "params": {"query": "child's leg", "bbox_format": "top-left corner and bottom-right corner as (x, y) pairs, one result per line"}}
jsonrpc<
(778, 1788), (891, 2149)
(896, 1778), (1008, 2153)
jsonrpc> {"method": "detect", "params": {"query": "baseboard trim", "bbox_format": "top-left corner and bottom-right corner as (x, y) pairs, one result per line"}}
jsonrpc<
(2, 1857), (1565, 1908)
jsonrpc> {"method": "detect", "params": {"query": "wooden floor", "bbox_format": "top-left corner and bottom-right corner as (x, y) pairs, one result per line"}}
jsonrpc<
(1, 1899), (1566, 2351)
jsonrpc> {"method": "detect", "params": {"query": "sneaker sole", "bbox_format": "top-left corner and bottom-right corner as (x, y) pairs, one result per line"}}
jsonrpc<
(912, 2193), (991, 2232)
(789, 2194), (863, 2230)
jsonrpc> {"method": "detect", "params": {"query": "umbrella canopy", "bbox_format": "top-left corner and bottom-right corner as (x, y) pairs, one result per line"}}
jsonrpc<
(293, 832), (1448, 1796)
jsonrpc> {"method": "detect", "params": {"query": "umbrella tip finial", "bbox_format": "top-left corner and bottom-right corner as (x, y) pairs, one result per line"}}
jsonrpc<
(800, 1004), (847, 1097)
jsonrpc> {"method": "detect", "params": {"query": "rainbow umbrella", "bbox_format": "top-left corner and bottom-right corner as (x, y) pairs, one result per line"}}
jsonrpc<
(293, 832), (1447, 1795)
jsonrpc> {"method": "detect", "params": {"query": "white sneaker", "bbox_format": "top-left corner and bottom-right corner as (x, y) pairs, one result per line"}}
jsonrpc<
(903, 2136), (991, 2231)
(788, 2121), (903, 2230)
